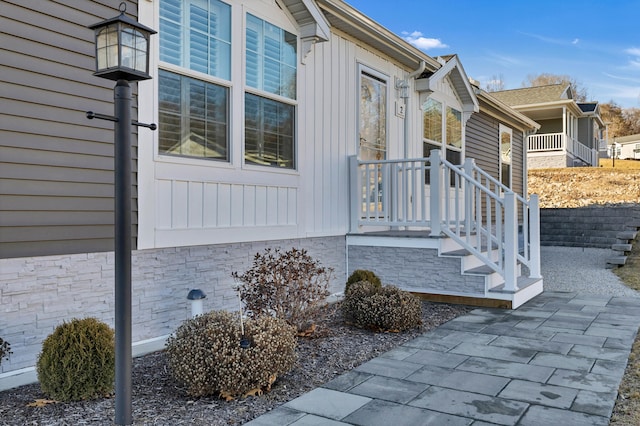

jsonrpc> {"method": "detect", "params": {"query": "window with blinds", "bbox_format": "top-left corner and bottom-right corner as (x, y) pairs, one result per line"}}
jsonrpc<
(160, 0), (231, 79)
(244, 14), (297, 169)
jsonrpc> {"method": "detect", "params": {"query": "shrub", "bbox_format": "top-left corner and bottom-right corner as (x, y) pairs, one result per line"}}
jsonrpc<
(166, 310), (296, 398)
(342, 281), (422, 332)
(37, 318), (115, 402)
(345, 269), (382, 294)
(0, 337), (11, 365)
(232, 247), (333, 332)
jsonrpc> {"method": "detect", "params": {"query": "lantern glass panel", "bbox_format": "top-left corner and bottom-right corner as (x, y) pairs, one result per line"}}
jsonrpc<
(96, 24), (121, 71)
(121, 25), (148, 73)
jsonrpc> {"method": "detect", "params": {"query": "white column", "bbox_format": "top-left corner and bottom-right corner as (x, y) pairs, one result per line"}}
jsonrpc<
(504, 192), (519, 292)
(429, 149), (442, 235)
(528, 194), (542, 279)
(349, 156), (360, 233)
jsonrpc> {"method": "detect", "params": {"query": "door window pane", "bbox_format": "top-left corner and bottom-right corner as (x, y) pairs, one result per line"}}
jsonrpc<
(359, 71), (387, 161)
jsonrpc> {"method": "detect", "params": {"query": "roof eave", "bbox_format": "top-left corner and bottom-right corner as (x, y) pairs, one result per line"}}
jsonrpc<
(477, 91), (540, 130)
(315, 0), (440, 71)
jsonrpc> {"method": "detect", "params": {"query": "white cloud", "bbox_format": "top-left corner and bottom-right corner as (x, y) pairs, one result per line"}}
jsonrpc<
(572, 38), (580, 45)
(625, 47), (640, 56)
(401, 31), (448, 51)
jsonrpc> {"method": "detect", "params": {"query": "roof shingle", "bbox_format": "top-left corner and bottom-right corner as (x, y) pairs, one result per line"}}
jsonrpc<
(490, 84), (571, 106)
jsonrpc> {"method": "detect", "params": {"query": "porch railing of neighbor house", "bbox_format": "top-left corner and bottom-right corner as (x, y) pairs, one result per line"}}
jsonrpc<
(528, 133), (597, 166)
(349, 150), (541, 292)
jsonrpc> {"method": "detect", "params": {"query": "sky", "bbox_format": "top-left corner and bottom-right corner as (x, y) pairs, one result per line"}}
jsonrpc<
(344, 0), (640, 108)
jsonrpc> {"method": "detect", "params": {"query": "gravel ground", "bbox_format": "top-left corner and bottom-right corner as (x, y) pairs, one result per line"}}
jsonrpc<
(541, 246), (640, 298)
(0, 301), (472, 425)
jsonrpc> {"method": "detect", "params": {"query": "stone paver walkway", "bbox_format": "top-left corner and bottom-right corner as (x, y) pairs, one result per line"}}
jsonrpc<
(245, 292), (640, 425)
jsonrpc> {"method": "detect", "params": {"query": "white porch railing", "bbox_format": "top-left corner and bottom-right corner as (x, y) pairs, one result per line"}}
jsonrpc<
(528, 133), (564, 152)
(528, 133), (598, 166)
(349, 150), (541, 292)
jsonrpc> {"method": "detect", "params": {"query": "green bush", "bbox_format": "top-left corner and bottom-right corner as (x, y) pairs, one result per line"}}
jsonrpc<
(345, 269), (382, 294)
(0, 337), (11, 365)
(233, 247), (332, 333)
(166, 310), (297, 398)
(342, 281), (422, 332)
(37, 318), (115, 402)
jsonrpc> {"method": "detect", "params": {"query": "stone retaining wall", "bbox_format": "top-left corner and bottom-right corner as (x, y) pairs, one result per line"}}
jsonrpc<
(540, 204), (640, 248)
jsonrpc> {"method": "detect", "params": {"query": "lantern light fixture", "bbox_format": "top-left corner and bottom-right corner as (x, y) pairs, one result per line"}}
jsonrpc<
(88, 2), (156, 82)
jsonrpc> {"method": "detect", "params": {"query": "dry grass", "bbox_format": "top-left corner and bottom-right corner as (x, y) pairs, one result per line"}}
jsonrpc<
(599, 159), (640, 169)
(529, 161), (640, 208)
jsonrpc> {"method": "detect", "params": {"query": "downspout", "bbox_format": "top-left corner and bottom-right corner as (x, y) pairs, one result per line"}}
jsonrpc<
(397, 61), (426, 158)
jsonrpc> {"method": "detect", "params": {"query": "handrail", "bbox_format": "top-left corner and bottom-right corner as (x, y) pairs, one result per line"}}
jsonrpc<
(349, 149), (541, 292)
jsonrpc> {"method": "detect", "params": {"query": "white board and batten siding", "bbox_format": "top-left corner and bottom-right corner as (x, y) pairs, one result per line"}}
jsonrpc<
(137, 3), (419, 250)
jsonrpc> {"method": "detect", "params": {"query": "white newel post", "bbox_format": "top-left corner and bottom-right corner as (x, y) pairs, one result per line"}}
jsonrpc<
(463, 158), (475, 234)
(529, 194), (542, 279)
(429, 149), (442, 235)
(504, 192), (519, 292)
(349, 156), (360, 233)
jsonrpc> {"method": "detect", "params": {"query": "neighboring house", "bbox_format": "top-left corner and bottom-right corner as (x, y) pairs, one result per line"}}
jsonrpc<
(491, 84), (604, 169)
(0, 0), (542, 388)
(578, 102), (606, 161)
(610, 133), (640, 160)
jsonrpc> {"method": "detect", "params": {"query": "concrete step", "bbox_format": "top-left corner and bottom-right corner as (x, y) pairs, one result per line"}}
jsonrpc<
(612, 243), (633, 252)
(489, 276), (542, 294)
(617, 230), (638, 240)
(606, 255), (627, 269)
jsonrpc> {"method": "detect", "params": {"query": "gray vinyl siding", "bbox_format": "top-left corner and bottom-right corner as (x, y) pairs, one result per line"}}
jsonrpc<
(466, 112), (500, 180)
(537, 118), (562, 134)
(0, 0), (139, 259)
(466, 112), (525, 198)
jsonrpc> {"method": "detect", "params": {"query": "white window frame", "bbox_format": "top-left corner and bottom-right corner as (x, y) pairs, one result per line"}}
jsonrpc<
(242, 10), (298, 170)
(499, 124), (513, 188)
(151, 0), (300, 173)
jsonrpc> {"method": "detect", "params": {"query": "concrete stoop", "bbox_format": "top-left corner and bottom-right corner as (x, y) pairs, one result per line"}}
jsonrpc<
(606, 228), (638, 269)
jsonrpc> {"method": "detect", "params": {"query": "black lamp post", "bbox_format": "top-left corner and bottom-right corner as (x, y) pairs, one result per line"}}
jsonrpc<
(87, 3), (156, 425)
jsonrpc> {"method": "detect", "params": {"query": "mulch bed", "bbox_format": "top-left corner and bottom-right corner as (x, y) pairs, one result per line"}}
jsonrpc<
(0, 301), (472, 425)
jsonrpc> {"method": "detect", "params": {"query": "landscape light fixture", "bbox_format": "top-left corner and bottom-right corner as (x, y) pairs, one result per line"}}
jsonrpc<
(86, 3), (156, 425)
(187, 289), (207, 318)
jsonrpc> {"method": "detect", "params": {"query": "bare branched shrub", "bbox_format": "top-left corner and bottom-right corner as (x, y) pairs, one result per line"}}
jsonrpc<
(232, 247), (333, 332)
(166, 311), (296, 398)
(0, 337), (11, 365)
(342, 281), (422, 332)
